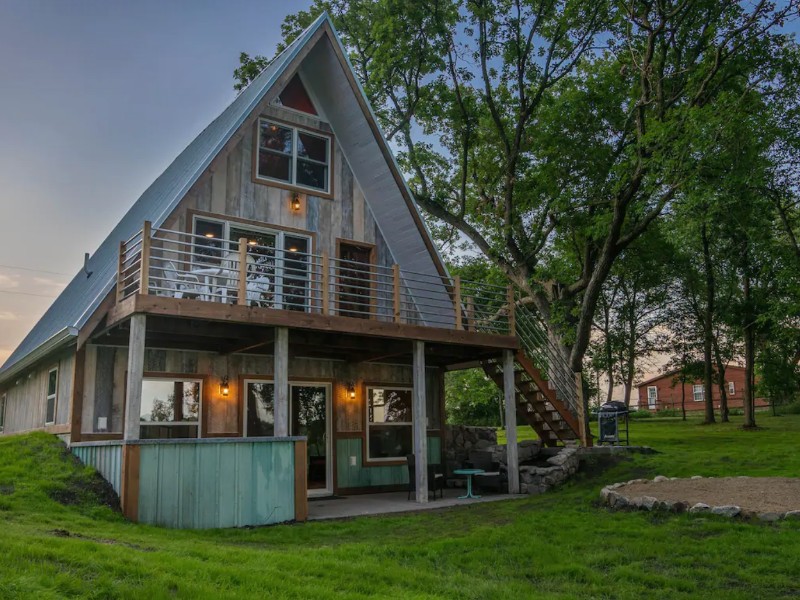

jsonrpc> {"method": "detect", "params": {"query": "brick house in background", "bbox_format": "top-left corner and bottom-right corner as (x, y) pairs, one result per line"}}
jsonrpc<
(635, 365), (769, 412)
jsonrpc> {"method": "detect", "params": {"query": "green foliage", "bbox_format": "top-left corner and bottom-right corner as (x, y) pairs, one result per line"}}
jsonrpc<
(444, 368), (502, 427)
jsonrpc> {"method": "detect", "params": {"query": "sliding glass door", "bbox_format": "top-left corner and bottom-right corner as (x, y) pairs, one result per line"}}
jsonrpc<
(291, 383), (331, 496)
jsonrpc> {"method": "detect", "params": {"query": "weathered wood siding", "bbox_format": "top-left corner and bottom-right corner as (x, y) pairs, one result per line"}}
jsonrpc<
(160, 102), (394, 275)
(0, 350), (74, 435)
(81, 346), (442, 437)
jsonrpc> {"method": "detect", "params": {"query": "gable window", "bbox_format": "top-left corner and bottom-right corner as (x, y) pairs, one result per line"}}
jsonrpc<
(45, 368), (58, 425)
(692, 384), (705, 402)
(140, 378), (201, 439)
(0, 393), (6, 433)
(366, 387), (413, 461)
(728, 381), (735, 396)
(257, 119), (330, 193)
(277, 74), (318, 115)
(647, 386), (658, 409)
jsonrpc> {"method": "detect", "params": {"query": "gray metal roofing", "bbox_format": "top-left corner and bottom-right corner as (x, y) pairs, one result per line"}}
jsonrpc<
(0, 15), (327, 380)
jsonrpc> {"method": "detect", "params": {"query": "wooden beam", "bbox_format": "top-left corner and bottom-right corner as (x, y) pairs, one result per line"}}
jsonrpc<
(109, 295), (519, 351)
(139, 221), (151, 295)
(503, 350), (520, 494)
(120, 444), (140, 521)
(237, 236), (248, 306)
(274, 327), (289, 437)
(412, 340), (428, 503)
(68, 345), (86, 443)
(454, 276), (462, 330)
(321, 251), (330, 315)
(294, 440), (308, 522)
(123, 314), (146, 440)
(393, 265), (401, 323)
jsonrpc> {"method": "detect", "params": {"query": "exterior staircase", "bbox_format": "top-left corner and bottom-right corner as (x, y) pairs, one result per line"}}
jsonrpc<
(480, 303), (586, 447)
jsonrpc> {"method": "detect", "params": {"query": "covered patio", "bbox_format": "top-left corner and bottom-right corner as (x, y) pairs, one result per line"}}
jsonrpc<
(308, 489), (521, 521)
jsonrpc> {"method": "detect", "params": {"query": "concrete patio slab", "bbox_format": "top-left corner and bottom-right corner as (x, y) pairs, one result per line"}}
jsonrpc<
(308, 489), (524, 521)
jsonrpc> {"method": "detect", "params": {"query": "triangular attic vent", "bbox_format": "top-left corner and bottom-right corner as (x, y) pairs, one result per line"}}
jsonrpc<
(276, 74), (317, 115)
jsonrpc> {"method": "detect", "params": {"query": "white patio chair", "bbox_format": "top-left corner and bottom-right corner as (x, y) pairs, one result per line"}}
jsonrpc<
(159, 261), (205, 299)
(246, 274), (272, 307)
(220, 251), (256, 304)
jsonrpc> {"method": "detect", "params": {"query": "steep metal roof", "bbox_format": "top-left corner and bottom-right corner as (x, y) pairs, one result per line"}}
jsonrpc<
(0, 15), (328, 381)
(1, 12), (451, 383)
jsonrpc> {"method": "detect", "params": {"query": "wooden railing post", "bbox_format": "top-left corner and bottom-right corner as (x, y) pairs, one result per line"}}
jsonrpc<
(507, 284), (516, 335)
(454, 276), (462, 330)
(116, 240), (126, 303)
(139, 221), (151, 295)
(321, 251), (330, 315)
(393, 264), (401, 323)
(466, 295), (475, 331)
(237, 237), (248, 306)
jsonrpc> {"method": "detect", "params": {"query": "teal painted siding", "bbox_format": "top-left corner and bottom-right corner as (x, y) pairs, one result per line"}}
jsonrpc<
(337, 435), (442, 490)
(137, 440), (295, 529)
(72, 443), (123, 494)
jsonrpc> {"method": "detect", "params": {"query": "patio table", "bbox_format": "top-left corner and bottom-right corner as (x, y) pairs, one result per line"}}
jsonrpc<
(190, 266), (223, 302)
(453, 468), (484, 499)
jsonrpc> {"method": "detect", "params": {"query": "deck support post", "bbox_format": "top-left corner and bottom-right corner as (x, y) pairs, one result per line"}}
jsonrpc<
(123, 314), (146, 441)
(274, 326), (289, 437)
(412, 340), (428, 503)
(503, 350), (520, 494)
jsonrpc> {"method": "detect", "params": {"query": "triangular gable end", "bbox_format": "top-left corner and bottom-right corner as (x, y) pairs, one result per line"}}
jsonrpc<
(275, 73), (318, 115)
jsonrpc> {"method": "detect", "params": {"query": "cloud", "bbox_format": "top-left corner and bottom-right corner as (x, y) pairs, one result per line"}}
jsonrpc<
(0, 274), (20, 288)
(0, 311), (16, 321)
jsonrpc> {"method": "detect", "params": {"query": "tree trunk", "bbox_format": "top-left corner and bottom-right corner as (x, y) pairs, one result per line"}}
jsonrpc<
(681, 378), (686, 421)
(742, 272), (757, 428)
(701, 223), (716, 424)
(713, 340), (729, 422)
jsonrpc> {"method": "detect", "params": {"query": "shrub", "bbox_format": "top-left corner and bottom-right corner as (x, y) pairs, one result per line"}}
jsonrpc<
(655, 408), (682, 417)
(778, 401), (800, 415)
(627, 410), (653, 420)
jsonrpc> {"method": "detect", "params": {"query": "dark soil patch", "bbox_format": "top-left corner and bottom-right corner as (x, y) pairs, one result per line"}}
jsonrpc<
(48, 528), (154, 551)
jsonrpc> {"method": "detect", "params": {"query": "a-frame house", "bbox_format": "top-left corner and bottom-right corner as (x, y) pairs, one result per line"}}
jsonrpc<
(0, 14), (584, 528)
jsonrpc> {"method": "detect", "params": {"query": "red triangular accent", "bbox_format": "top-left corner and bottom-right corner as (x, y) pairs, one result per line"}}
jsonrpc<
(278, 74), (318, 115)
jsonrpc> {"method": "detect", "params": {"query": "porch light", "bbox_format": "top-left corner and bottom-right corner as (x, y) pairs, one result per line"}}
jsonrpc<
(204, 232), (215, 238)
(347, 381), (356, 400)
(219, 376), (230, 397)
(248, 240), (257, 246)
(291, 193), (302, 212)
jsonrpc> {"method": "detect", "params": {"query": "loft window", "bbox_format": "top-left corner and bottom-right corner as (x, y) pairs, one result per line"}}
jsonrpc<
(45, 368), (58, 425)
(277, 74), (318, 115)
(366, 387), (413, 461)
(139, 378), (201, 439)
(257, 119), (330, 193)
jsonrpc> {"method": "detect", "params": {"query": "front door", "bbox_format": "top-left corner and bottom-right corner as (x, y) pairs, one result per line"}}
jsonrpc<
(290, 383), (332, 496)
(338, 242), (374, 319)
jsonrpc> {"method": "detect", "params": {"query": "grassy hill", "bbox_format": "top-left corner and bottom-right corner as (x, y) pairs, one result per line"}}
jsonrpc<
(0, 416), (798, 599)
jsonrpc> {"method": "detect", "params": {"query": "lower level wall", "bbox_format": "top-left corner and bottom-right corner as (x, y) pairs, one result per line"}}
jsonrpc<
(336, 436), (441, 491)
(72, 438), (302, 529)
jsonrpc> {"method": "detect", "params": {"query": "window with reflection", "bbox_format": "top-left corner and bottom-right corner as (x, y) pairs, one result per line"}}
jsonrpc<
(140, 378), (201, 439)
(245, 381), (275, 437)
(256, 119), (330, 193)
(366, 387), (413, 461)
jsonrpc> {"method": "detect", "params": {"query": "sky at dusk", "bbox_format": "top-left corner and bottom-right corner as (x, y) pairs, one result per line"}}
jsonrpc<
(0, 0), (312, 364)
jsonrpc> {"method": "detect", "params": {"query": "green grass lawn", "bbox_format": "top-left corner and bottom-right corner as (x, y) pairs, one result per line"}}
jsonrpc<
(1, 416), (799, 599)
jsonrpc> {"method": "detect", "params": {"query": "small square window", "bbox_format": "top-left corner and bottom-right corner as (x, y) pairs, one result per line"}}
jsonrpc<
(256, 119), (331, 193)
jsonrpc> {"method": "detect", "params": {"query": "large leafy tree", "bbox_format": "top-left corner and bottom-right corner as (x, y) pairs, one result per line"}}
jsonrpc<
(236, 1), (798, 431)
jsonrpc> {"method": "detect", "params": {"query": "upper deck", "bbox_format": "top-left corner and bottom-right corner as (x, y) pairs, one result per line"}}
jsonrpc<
(107, 221), (519, 353)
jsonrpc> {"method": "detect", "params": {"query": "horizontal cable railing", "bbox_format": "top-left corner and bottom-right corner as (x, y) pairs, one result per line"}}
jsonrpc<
(115, 221), (516, 335)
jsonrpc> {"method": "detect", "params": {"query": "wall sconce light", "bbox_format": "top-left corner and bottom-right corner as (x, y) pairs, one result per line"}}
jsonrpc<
(291, 193), (302, 212)
(219, 376), (230, 397)
(347, 381), (356, 400)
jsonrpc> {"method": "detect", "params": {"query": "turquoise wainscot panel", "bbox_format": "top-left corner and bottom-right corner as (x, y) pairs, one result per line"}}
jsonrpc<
(71, 442), (123, 494)
(336, 435), (442, 490)
(136, 438), (297, 529)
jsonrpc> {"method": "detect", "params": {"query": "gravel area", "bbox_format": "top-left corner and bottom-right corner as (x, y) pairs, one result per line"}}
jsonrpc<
(618, 477), (800, 513)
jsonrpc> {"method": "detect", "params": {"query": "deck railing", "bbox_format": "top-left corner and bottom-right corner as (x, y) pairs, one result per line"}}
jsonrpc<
(116, 222), (514, 336)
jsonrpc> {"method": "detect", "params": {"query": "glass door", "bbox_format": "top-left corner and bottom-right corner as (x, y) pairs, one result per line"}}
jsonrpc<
(290, 383), (331, 496)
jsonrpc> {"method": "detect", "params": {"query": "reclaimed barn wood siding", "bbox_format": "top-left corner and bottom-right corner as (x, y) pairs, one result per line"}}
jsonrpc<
(1, 350), (74, 435)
